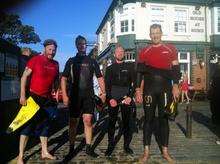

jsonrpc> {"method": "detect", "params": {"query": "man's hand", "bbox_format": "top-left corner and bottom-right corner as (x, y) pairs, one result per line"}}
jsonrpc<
(20, 95), (27, 106)
(135, 89), (143, 104)
(62, 95), (69, 106)
(172, 84), (180, 102)
(99, 93), (106, 103)
(123, 96), (132, 105)
(109, 99), (117, 107)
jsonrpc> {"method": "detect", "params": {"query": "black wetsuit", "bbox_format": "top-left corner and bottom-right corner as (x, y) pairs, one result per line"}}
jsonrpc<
(62, 53), (102, 118)
(209, 65), (220, 125)
(105, 62), (136, 148)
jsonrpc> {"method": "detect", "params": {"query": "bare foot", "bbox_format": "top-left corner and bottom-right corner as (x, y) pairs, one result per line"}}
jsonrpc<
(41, 152), (57, 160)
(138, 151), (150, 163)
(17, 156), (24, 164)
(162, 153), (175, 164)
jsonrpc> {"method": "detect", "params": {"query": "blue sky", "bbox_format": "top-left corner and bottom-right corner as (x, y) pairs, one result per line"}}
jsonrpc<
(9, 0), (112, 71)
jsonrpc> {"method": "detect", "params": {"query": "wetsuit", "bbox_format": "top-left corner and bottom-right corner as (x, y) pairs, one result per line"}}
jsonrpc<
(62, 53), (102, 118)
(105, 62), (136, 148)
(20, 54), (59, 137)
(137, 44), (179, 147)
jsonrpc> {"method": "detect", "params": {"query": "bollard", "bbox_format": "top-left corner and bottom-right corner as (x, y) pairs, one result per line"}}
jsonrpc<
(186, 103), (192, 138)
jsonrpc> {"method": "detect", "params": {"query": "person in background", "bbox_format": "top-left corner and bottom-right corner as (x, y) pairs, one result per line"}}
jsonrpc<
(104, 44), (136, 157)
(19, 47), (32, 77)
(180, 72), (191, 104)
(209, 62), (220, 125)
(61, 35), (106, 158)
(135, 24), (180, 163)
(17, 39), (59, 164)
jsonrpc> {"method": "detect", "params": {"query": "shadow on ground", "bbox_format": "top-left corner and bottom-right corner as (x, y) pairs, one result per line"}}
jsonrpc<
(0, 107), (69, 163)
(192, 111), (220, 138)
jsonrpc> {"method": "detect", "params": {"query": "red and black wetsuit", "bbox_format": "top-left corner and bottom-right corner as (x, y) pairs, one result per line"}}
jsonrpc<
(137, 44), (178, 147)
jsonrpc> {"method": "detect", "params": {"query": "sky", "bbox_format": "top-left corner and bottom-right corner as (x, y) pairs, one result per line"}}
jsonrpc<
(7, 0), (112, 71)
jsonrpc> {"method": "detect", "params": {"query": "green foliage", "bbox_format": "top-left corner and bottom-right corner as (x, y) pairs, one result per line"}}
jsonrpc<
(0, 12), (41, 45)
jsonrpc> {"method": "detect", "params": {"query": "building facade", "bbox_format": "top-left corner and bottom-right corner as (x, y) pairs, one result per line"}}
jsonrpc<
(96, 0), (220, 91)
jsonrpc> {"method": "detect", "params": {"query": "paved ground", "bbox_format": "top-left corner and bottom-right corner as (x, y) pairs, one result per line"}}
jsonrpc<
(9, 101), (220, 163)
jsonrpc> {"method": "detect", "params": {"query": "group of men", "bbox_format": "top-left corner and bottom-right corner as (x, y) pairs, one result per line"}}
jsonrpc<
(17, 24), (181, 164)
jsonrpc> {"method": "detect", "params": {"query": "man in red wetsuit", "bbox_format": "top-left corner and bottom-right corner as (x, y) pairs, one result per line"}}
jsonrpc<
(17, 39), (59, 164)
(135, 24), (180, 163)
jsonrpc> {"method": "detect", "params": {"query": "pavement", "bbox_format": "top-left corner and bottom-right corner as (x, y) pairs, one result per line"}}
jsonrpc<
(8, 101), (220, 164)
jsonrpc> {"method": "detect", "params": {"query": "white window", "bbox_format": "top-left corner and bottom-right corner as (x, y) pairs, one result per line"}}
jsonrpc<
(121, 20), (128, 32)
(150, 5), (167, 34)
(110, 19), (115, 39)
(174, 9), (188, 33)
(131, 19), (135, 31)
(124, 51), (135, 62)
(218, 7), (220, 32)
(178, 52), (190, 81)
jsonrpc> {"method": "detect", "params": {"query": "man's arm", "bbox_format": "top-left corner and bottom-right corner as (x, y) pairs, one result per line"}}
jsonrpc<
(104, 66), (117, 107)
(61, 76), (69, 106)
(53, 74), (60, 102)
(20, 67), (32, 105)
(61, 58), (72, 106)
(135, 63), (145, 103)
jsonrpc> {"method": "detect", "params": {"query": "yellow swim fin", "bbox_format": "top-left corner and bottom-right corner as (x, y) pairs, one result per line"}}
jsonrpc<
(6, 96), (40, 134)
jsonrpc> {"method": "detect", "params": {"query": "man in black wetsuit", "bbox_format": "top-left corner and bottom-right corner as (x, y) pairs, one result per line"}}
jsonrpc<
(135, 24), (180, 163)
(209, 62), (220, 125)
(104, 44), (136, 156)
(61, 35), (106, 157)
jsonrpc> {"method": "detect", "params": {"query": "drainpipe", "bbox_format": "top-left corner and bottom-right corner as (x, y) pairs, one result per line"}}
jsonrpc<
(205, 0), (213, 91)
(204, 4), (209, 91)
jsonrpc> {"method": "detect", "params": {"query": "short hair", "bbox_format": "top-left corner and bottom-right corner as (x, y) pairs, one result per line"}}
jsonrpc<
(43, 39), (57, 48)
(115, 43), (124, 50)
(75, 35), (87, 45)
(21, 47), (31, 53)
(150, 24), (162, 33)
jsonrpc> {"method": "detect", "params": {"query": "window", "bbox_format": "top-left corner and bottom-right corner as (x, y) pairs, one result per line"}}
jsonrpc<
(179, 52), (188, 60)
(174, 21), (186, 33)
(174, 9), (187, 33)
(110, 19), (115, 39)
(178, 51), (190, 81)
(124, 51), (135, 61)
(150, 6), (167, 34)
(180, 63), (188, 72)
(131, 19), (135, 31)
(121, 20), (128, 32)
(218, 8), (220, 32)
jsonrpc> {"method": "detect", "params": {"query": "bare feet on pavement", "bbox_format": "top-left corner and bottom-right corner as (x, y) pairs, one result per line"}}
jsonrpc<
(41, 152), (57, 160)
(138, 148), (150, 163)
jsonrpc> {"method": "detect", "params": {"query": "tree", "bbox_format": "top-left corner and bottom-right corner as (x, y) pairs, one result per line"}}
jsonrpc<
(0, 12), (41, 45)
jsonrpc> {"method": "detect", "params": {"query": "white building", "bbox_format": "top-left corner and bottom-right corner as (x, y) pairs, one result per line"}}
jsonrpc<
(96, 0), (220, 91)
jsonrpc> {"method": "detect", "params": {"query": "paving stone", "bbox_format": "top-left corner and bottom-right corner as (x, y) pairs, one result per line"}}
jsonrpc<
(11, 101), (220, 163)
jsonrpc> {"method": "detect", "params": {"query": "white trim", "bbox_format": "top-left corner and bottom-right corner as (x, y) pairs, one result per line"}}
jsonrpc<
(178, 51), (190, 82)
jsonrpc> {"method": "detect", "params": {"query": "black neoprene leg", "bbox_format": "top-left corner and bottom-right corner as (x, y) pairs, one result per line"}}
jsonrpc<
(157, 92), (171, 147)
(108, 106), (119, 145)
(143, 93), (156, 146)
(121, 105), (132, 148)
